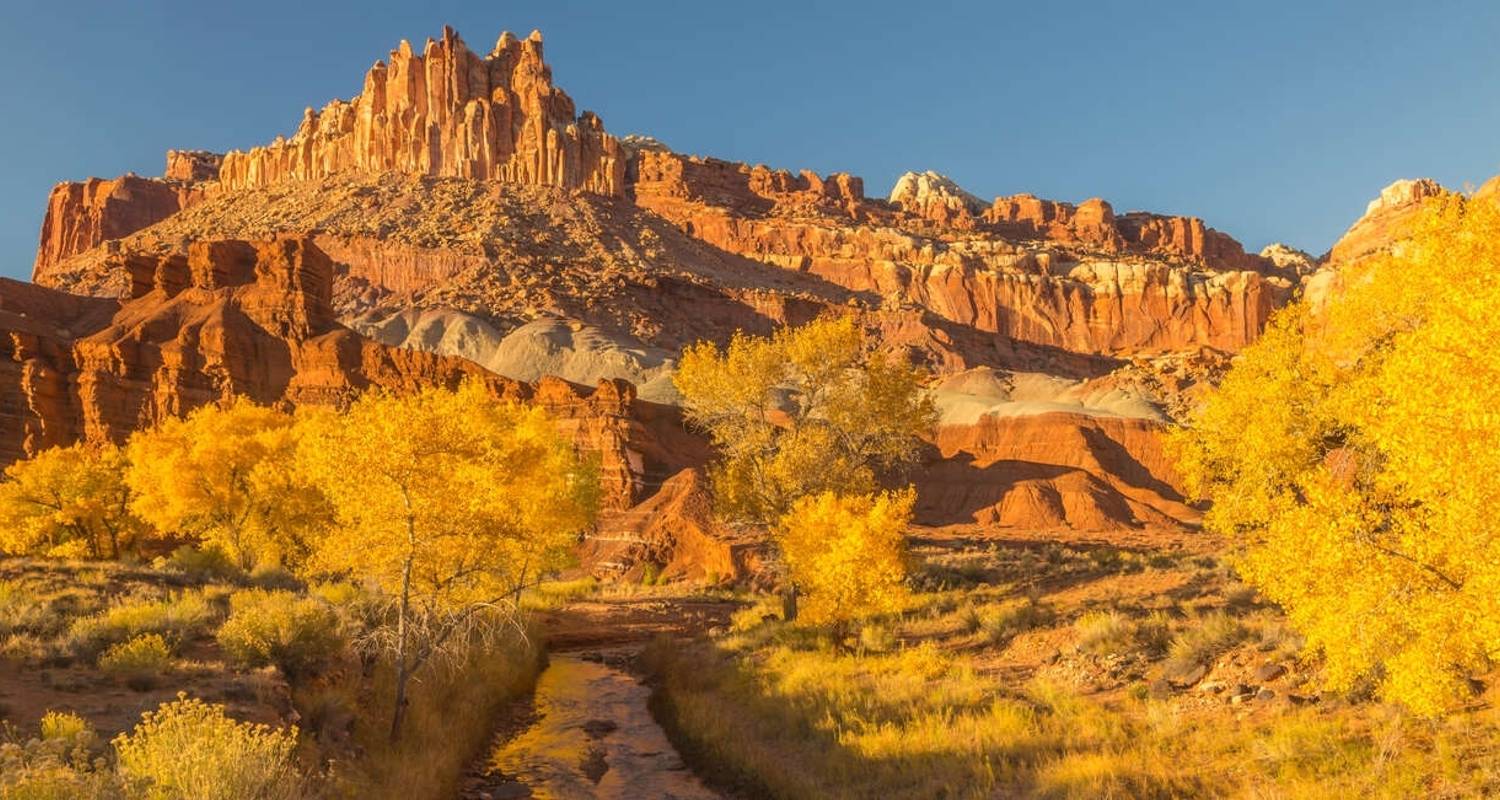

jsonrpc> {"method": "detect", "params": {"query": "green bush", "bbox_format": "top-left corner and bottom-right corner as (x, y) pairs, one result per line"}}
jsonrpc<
(113, 694), (301, 800)
(215, 589), (342, 677)
(98, 634), (172, 677)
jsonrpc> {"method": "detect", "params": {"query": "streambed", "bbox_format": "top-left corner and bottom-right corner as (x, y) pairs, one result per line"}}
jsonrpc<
(483, 653), (722, 800)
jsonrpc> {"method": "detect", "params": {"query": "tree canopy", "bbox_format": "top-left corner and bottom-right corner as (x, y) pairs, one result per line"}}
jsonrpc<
(296, 381), (597, 737)
(125, 399), (324, 570)
(1175, 196), (1500, 714)
(0, 442), (141, 559)
(673, 315), (936, 527)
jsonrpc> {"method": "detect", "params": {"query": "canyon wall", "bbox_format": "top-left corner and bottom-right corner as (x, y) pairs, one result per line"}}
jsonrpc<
(630, 151), (1290, 355)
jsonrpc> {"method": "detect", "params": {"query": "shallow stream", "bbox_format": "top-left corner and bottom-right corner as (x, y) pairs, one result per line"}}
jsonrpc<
(484, 653), (722, 800)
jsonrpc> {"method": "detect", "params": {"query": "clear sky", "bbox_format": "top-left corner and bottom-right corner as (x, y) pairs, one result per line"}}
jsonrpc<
(3, 0), (1499, 279)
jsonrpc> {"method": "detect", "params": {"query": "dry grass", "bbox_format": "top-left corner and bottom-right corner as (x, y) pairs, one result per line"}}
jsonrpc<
(644, 537), (1500, 799)
(324, 627), (544, 799)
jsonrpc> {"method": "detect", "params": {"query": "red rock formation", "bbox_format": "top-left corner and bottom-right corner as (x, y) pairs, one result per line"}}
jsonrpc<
(164, 150), (223, 182)
(1, 236), (690, 509)
(915, 411), (1198, 530)
(888, 170), (983, 229)
(579, 468), (764, 582)
(33, 176), (204, 279)
(216, 27), (624, 196)
(629, 150), (865, 218)
(631, 150), (1288, 354)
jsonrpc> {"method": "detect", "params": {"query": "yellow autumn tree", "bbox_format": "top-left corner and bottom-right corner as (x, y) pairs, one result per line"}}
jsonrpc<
(779, 489), (914, 630)
(295, 381), (597, 739)
(674, 315), (934, 620)
(0, 442), (143, 559)
(674, 315), (935, 524)
(1175, 194), (1500, 714)
(125, 399), (326, 571)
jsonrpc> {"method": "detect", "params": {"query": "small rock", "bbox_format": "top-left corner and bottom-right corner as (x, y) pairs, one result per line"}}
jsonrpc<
(1198, 681), (1225, 694)
(1164, 661), (1208, 688)
(1230, 693), (1248, 705)
(1255, 663), (1287, 682)
(1233, 683), (1253, 697)
(1256, 687), (1276, 702)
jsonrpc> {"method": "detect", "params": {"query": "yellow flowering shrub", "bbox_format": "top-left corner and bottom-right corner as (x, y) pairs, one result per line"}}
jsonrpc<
(113, 694), (301, 800)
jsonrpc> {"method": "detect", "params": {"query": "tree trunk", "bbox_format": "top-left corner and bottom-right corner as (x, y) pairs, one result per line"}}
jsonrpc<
(782, 582), (799, 622)
(389, 552), (414, 742)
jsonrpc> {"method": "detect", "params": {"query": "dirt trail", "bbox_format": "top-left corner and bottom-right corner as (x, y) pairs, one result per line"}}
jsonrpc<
(460, 596), (736, 800)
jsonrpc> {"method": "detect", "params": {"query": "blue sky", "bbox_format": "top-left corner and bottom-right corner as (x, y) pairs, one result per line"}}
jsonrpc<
(3, 0), (1499, 278)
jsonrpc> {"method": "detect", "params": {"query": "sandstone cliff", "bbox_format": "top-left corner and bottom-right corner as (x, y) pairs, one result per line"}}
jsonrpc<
(18, 23), (1306, 550)
(33, 175), (206, 279)
(217, 27), (624, 196)
(631, 149), (1290, 355)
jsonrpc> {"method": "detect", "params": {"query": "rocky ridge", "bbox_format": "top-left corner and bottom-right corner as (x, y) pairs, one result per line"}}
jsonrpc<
(9, 23), (1342, 576)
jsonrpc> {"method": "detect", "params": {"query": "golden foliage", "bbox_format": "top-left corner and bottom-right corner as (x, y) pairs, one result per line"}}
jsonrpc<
(296, 381), (595, 612)
(0, 443), (141, 559)
(674, 316), (936, 526)
(1175, 196), (1500, 714)
(125, 398), (327, 570)
(295, 380), (596, 737)
(778, 490), (914, 626)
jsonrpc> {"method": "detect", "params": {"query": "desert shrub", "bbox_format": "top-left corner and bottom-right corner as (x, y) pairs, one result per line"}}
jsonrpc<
(67, 591), (217, 657)
(37, 712), (93, 743)
(1075, 611), (1136, 655)
(982, 598), (1055, 647)
(215, 589), (342, 677)
(163, 546), (241, 582)
(0, 579), (48, 638)
(98, 634), (172, 676)
(0, 713), (117, 799)
(1133, 612), (1175, 657)
(112, 694), (301, 800)
(1166, 612), (1246, 672)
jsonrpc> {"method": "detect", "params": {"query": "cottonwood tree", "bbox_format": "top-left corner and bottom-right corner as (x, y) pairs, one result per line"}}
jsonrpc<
(0, 442), (142, 559)
(674, 315), (935, 619)
(1175, 195), (1500, 714)
(296, 382), (596, 739)
(779, 489), (914, 634)
(126, 399), (324, 571)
